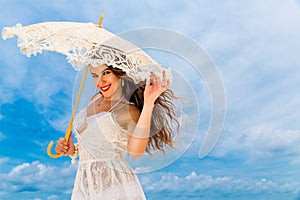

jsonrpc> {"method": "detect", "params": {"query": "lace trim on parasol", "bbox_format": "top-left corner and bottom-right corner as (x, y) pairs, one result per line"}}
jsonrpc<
(2, 23), (51, 57)
(87, 44), (173, 84)
(2, 23), (89, 69)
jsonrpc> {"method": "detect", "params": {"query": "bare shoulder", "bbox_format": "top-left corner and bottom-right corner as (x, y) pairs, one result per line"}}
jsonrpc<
(86, 93), (101, 115)
(112, 101), (140, 128)
(128, 104), (140, 123)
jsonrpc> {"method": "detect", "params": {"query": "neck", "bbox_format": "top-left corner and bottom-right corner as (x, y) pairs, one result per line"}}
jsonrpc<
(103, 94), (123, 102)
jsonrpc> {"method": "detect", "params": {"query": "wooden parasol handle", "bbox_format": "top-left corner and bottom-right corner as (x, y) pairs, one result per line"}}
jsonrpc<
(47, 65), (89, 158)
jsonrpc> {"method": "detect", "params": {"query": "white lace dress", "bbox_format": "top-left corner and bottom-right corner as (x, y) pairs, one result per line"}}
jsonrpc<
(71, 102), (146, 200)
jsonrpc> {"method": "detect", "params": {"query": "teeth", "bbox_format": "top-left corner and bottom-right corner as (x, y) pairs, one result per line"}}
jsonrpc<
(101, 85), (110, 91)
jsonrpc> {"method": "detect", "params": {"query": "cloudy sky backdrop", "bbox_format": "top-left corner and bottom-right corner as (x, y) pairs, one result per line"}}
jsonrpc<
(0, 0), (300, 199)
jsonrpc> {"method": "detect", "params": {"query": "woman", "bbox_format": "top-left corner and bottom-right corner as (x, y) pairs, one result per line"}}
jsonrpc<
(55, 64), (179, 199)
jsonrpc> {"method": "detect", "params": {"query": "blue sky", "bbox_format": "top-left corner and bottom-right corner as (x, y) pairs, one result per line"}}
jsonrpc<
(1, 0), (300, 199)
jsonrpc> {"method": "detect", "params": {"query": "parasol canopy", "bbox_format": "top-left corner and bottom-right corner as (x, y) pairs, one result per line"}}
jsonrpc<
(2, 21), (172, 84)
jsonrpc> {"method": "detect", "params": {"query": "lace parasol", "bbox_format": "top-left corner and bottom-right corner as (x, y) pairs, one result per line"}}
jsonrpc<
(2, 21), (172, 84)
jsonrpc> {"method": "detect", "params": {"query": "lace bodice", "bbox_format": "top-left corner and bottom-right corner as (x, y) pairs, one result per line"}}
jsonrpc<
(75, 110), (128, 162)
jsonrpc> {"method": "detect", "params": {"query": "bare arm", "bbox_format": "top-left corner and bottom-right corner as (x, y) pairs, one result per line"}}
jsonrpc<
(127, 104), (154, 158)
(127, 71), (170, 158)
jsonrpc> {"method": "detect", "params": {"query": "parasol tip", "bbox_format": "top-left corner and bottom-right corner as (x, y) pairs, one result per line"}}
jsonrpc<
(98, 12), (104, 28)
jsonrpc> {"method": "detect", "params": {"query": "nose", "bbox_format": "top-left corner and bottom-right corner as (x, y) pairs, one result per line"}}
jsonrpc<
(96, 74), (106, 87)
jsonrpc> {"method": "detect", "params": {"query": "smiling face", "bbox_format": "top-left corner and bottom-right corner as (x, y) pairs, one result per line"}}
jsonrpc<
(90, 65), (123, 100)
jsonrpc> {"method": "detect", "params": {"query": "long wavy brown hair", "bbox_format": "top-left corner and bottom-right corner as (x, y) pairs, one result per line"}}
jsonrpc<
(98, 65), (180, 154)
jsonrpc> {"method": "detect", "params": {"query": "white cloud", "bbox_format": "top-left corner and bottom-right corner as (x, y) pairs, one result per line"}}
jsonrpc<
(0, 157), (9, 166)
(134, 166), (152, 173)
(215, 128), (300, 163)
(140, 171), (299, 196)
(290, 156), (300, 165)
(47, 195), (60, 200)
(0, 161), (76, 195)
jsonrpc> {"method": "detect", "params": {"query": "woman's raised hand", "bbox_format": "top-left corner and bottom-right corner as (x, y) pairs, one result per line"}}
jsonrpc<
(55, 136), (75, 156)
(144, 71), (170, 105)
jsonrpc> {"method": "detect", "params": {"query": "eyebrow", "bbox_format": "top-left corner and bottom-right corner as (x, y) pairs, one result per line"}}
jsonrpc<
(90, 67), (110, 75)
(101, 67), (110, 73)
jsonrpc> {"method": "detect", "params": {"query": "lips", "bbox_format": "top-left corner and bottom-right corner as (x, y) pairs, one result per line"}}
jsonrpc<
(99, 84), (111, 92)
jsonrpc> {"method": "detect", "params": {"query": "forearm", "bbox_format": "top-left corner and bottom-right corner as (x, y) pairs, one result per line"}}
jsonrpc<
(135, 103), (154, 132)
(127, 103), (154, 157)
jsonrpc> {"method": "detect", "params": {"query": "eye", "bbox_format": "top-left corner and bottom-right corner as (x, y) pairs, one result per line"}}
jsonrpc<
(91, 74), (98, 78)
(103, 70), (111, 75)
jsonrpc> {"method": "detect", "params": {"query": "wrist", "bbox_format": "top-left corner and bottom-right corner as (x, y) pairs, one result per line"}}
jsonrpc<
(143, 102), (155, 110)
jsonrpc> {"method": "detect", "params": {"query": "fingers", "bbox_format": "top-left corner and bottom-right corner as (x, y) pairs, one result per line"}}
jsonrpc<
(162, 70), (167, 83)
(164, 79), (171, 88)
(149, 71), (170, 89)
(55, 138), (70, 155)
(146, 76), (151, 87)
(150, 71), (160, 84)
(68, 136), (73, 144)
(68, 137), (75, 149)
(161, 70), (170, 88)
